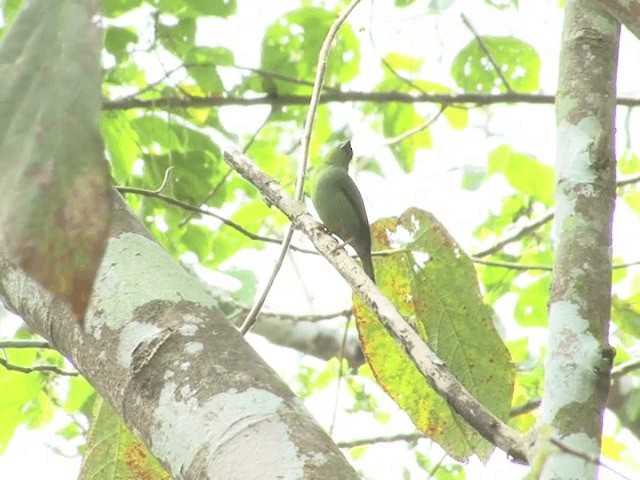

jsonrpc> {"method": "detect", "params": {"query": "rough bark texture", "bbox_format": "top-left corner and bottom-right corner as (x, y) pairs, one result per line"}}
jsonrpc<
(592, 0), (640, 40)
(0, 191), (360, 480)
(540, 1), (619, 478)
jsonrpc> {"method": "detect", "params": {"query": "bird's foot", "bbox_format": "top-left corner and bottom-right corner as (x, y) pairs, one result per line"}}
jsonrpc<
(330, 239), (349, 254)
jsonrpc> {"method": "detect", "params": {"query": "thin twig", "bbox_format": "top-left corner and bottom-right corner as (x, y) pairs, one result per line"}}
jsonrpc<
(153, 166), (173, 193)
(461, 14), (514, 92)
(474, 209), (555, 258)
(383, 105), (447, 145)
(473, 258), (552, 271)
(474, 172), (640, 258)
(116, 186), (318, 254)
(548, 437), (633, 480)
(329, 317), (352, 435)
(178, 169), (232, 227)
(230, 65), (343, 93)
(0, 339), (54, 349)
(178, 112), (272, 227)
(510, 398), (540, 417)
(0, 357), (78, 376)
(617, 172), (640, 188)
(336, 432), (424, 448)
(612, 358), (640, 378)
(427, 453), (448, 480)
(239, 0), (363, 335)
(509, 358), (640, 418)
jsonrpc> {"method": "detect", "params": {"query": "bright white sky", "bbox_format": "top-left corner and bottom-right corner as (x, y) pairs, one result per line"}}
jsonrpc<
(2, 0), (640, 478)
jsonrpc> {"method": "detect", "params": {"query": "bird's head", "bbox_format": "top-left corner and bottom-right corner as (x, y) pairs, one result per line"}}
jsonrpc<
(326, 140), (353, 168)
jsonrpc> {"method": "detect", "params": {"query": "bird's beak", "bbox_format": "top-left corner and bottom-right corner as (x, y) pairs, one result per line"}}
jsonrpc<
(339, 140), (353, 157)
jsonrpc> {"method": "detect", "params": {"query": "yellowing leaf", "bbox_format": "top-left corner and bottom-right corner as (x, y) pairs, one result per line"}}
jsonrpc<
(355, 208), (515, 462)
(80, 397), (171, 479)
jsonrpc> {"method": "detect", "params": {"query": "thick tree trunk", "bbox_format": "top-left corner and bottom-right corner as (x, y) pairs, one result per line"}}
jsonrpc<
(0, 191), (359, 480)
(539, 1), (619, 478)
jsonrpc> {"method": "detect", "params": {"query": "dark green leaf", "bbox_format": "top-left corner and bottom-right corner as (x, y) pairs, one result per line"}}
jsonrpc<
(104, 26), (138, 61)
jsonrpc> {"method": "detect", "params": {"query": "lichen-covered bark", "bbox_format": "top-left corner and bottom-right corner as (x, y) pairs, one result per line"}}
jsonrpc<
(0, 191), (360, 480)
(539, 1), (619, 478)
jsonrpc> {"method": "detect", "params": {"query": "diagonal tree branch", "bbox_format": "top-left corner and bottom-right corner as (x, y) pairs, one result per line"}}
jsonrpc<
(223, 148), (529, 464)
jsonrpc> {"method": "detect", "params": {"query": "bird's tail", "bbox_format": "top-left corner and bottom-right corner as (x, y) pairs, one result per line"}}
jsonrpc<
(359, 249), (376, 284)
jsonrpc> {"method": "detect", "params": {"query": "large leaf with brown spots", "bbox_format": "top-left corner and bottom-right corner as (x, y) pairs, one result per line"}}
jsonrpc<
(0, 0), (111, 324)
(355, 208), (515, 462)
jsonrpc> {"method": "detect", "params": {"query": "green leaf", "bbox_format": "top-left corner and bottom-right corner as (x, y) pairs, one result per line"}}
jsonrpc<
(488, 145), (554, 205)
(0, 0), (25, 39)
(383, 52), (423, 74)
(158, 17), (196, 57)
(514, 275), (550, 326)
(478, 255), (521, 305)
(64, 376), (95, 417)
(474, 193), (532, 240)
(0, 0), (112, 321)
(104, 26), (138, 61)
(383, 103), (431, 172)
(185, 46), (235, 94)
(180, 223), (214, 262)
(451, 36), (540, 93)
(80, 397), (171, 479)
(261, 7), (360, 94)
(618, 150), (640, 175)
(101, 112), (141, 183)
(410, 79), (469, 129)
(222, 267), (259, 304)
(612, 293), (640, 338)
(150, 0), (186, 14)
(0, 348), (51, 453)
(460, 165), (486, 191)
(370, 76), (457, 170)
(185, 0), (236, 17)
(485, 0), (519, 9)
(622, 190), (640, 214)
(355, 208), (515, 462)
(130, 115), (182, 151)
(103, 0), (143, 17)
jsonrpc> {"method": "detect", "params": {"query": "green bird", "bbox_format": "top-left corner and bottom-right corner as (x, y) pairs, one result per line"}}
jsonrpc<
(311, 141), (375, 283)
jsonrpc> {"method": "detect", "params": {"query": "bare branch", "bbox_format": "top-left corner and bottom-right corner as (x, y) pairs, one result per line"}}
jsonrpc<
(0, 339), (54, 349)
(337, 431), (423, 448)
(0, 356), (78, 376)
(104, 91), (640, 112)
(474, 210), (555, 258)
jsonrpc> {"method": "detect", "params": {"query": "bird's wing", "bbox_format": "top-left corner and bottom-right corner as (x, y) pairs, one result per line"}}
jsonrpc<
(336, 174), (371, 232)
